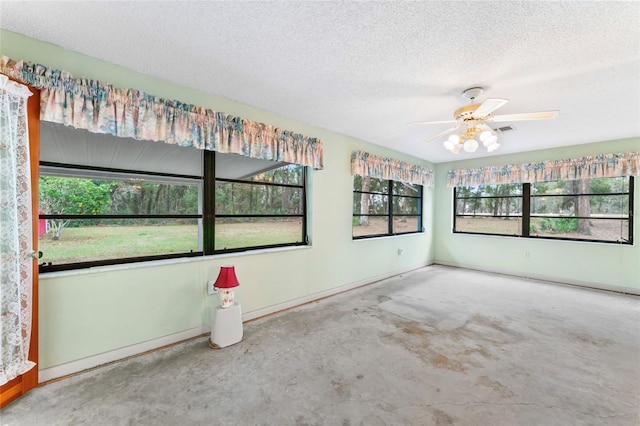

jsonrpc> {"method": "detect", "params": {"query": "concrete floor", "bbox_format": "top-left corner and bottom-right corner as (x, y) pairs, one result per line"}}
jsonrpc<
(2, 266), (639, 425)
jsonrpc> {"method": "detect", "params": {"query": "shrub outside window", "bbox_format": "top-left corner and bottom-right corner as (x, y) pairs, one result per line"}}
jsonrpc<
(453, 177), (634, 244)
(353, 176), (423, 238)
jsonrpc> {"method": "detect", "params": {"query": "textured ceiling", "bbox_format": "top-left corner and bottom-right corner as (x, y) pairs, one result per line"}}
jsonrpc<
(1, 1), (639, 163)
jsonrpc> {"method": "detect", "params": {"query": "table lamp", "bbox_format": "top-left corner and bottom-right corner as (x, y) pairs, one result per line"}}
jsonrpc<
(214, 265), (240, 308)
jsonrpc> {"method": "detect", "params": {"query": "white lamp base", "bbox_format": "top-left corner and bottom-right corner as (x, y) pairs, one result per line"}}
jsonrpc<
(209, 303), (243, 349)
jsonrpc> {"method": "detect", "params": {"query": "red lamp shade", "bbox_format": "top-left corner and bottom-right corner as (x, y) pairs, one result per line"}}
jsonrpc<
(213, 266), (240, 289)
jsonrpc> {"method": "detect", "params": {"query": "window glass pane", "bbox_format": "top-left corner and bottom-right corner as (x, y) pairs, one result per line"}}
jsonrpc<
(39, 175), (200, 215)
(353, 175), (363, 192)
(214, 217), (303, 250)
(39, 176), (114, 216)
(530, 195), (574, 216)
(392, 181), (420, 195)
(530, 178), (628, 196)
(246, 164), (304, 185)
(352, 217), (389, 237)
(110, 181), (200, 215)
(457, 184), (522, 198)
(352, 193), (388, 215)
(455, 216), (522, 235)
(392, 196), (419, 215)
(216, 181), (303, 215)
(531, 194), (629, 216)
(531, 181), (572, 196)
(39, 218), (200, 265)
(456, 198), (522, 217)
(530, 218), (629, 242)
(589, 194), (629, 215)
(456, 198), (484, 215)
(353, 176), (388, 193)
(392, 217), (419, 234)
(589, 177), (629, 193)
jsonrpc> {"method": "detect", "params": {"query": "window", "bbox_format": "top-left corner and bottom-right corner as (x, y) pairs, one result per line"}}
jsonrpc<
(213, 152), (307, 252)
(39, 164), (203, 271)
(38, 122), (308, 272)
(529, 177), (632, 242)
(454, 184), (523, 236)
(352, 176), (423, 238)
(453, 176), (634, 244)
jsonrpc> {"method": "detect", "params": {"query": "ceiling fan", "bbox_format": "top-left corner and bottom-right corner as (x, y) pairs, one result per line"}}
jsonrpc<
(411, 87), (559, 154)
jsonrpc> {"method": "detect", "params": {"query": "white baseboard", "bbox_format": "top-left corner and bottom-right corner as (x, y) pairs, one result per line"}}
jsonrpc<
(242, 261), (433, 322)
(434, 261), (640, 296)
(38, 261), (432, 383)
(38, 326), (209, 383)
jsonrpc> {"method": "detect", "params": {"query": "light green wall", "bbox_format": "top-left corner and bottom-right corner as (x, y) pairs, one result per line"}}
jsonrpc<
(434, 138), (640, 291)
(1, 30), (435, 369)
(3, 30), (637, 371)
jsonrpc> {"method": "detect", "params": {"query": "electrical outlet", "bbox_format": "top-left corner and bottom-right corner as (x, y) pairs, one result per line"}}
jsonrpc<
(397, 248), (404, 256)
(207, 281), (218, 295)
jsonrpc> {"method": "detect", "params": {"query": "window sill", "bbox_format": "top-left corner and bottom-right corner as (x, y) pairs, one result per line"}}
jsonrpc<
(40, 245), (312, 279)
(452, 231), (633, 246)
(352, 231), (425, 242)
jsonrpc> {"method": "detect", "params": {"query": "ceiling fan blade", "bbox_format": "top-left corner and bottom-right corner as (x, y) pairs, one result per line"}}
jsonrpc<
(409, 119), (458, 126)
(473, 98), (509, 118)
(491, 110), (559, 122)
(425, 126), (459, 143)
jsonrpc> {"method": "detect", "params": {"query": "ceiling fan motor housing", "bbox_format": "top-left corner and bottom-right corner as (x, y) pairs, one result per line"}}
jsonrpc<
(454, 103), (481, 120)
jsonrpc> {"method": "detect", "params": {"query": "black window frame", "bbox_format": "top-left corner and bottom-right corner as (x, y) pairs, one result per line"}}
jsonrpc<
(38, 161), (204, 272)
(207, 151), (308, 254)
(453, 176), (634, 245)
(39, 151), (309, 273)
(352, 176), (424, 239)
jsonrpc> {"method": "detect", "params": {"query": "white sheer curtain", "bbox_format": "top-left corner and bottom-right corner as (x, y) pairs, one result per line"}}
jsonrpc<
(0, 74), (35, 385)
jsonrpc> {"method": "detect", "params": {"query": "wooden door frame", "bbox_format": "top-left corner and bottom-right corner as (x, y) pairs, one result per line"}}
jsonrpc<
(0, 79), (40, 408)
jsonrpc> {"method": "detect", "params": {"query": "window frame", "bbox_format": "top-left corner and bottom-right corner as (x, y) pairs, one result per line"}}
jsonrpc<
(453, 184), (524, 237)
(38, 151), (310, 272)
(352, 177), (424, 239)
(208, 151), (308, 254)
(38, 161), (204, 272)
(453, 176), (634, 245)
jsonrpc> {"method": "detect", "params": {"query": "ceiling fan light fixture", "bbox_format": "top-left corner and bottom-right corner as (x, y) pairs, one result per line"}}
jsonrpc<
(463, 138), (478, 152)
(482, 134), (498, 147)
(487, 142), (500, 153)
(443, 140), (454, 150)
(479, 130), (493, 142)
(448, 134), (460, 144)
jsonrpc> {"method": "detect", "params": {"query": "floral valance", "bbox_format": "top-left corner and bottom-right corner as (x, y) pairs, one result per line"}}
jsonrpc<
(0, 56), (323, 169)
(447, 151), (640, 188)
(351, 151), (434, 187)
